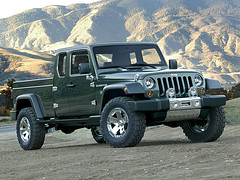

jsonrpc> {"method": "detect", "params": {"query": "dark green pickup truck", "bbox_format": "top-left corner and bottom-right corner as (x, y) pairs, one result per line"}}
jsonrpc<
(11, 42), (226, 150)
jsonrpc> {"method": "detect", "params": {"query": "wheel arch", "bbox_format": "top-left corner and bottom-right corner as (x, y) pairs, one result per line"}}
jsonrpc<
(16, 94), (46, 120)
(99, 82), (145, 113)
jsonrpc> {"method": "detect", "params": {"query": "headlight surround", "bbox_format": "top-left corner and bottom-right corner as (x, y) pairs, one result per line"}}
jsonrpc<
(194, 74), (203, 86)
(144, 77), (155, 89)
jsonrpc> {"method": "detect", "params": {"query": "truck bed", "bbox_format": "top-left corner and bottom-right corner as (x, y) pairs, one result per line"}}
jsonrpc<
(13, 78), (54, 117)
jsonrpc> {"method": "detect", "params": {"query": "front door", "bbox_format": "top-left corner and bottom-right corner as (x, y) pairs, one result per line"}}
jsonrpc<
(67, 50), (96, 116)
(53, 52), (69, 117)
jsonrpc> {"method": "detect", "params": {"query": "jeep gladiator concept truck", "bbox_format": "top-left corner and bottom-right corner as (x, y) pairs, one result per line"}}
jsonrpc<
(11, 42), (226, 150)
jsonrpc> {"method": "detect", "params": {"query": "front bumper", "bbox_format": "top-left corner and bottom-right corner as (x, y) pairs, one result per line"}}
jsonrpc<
(128, 95), (226, 112)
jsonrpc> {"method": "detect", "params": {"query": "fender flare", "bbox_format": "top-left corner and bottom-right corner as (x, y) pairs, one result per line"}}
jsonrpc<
(16, 94), (46, 119)
(100, 82), (145, 111)
(205, 78), (221, 89)
(103, 82), (145, 95)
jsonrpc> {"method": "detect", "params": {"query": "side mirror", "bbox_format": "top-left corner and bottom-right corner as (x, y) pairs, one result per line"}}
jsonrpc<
(169, 59), (177, 69)
(79, 63), (90, 74)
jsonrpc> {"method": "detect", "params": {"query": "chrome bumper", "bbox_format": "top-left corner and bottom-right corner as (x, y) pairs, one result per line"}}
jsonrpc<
(169, 97), (201, 110)
(164, 97), (201, 122)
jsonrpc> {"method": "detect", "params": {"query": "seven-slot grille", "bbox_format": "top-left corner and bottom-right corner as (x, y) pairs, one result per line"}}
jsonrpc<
(157, 76), (193, 97)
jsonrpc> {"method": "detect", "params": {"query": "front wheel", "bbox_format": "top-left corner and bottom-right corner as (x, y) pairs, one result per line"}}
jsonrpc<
(16, 108), (45, 150)
(100, 97), (146, 148)
(182, 106), (225, 142)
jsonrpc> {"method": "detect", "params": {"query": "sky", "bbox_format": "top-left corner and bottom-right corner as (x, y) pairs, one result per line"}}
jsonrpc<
(0, 0), (101, 19)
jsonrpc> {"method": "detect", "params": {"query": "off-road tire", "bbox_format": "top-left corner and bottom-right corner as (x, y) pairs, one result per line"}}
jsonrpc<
(182, 106), (225, 142)
(16, 108), (45, 150)
(61, 128), (75, 134)
(100, 97), (146, 148)
(91, 126), (105, 144)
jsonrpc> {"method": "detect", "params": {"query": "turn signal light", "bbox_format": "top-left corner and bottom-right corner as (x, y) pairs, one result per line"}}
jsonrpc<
(200, 88), (205, 93)
(148, 91), (153, 97)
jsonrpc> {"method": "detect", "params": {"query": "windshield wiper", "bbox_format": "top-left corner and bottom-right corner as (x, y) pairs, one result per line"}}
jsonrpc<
(100, 65), (128, 70)
(129, 63), (157, 69)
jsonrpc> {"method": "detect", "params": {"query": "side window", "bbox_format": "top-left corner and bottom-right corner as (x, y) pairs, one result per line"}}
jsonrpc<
(58, 53), (66, 77)
(71, 51), (89, 75)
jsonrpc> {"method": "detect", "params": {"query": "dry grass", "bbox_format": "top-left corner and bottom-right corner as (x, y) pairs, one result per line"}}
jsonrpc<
(225, 97), (240, 124)
(0, 116), (15, 127)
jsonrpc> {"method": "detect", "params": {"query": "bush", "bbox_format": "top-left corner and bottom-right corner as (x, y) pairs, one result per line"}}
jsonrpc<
(0, 107), (7, 116)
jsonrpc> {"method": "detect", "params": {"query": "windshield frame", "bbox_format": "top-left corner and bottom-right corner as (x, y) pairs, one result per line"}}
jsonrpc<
(92, 44), (167, 71)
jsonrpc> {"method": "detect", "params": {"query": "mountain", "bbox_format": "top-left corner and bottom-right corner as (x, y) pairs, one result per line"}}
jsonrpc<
(0, 0), (239, 83)
(0, 48), (54, 83)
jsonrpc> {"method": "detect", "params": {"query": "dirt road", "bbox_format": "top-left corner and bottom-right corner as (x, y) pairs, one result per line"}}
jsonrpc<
(1, 124), (240, 180)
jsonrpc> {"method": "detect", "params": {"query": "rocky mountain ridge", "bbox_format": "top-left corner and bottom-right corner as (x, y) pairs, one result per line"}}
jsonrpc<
(0, 48), (54, 84)
(0, 0), (239, 83)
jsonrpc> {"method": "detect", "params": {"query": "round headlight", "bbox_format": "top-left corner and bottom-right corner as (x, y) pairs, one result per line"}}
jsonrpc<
(194, 74), (203, 86)
(144, 77), (155, 89)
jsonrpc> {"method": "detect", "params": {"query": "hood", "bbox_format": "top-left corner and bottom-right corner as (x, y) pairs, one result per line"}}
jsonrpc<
(98, 69), (201, 81)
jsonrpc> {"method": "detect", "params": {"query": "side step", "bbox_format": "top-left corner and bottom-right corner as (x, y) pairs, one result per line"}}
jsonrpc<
(37, 115), (101, 125)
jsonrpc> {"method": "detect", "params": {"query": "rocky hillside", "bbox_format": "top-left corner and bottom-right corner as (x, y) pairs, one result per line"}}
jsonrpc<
(0, 0), (239, 82)
(0, 48), (54, 83)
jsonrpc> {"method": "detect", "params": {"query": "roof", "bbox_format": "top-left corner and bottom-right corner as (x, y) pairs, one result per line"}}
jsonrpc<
(55, 42), (158, 54)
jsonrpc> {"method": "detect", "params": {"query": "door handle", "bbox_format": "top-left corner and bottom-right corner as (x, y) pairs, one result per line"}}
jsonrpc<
(67, 83), (75, 87)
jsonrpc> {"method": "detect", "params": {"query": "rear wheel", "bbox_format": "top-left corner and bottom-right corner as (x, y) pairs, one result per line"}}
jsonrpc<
(16, 108), (45, 150)
(91, 126), (105, 144)
(182, 106), (225, 142)
(100, 97), (146, 148)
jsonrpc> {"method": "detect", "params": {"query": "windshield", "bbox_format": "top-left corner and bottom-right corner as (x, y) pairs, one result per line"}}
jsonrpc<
(93, 44), (167, 69)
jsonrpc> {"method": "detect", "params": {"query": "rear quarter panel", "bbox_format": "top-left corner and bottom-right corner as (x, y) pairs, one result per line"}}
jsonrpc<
(13, 78), (54, 117)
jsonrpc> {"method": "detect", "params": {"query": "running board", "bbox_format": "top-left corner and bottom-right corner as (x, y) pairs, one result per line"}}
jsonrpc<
(37, 115), (101, 125)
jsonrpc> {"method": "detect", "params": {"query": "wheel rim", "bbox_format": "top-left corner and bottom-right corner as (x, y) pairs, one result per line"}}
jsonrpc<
(93, 126), (103, 137)
(19, 117), (31, 143)
(107, 107), (129, 138)
(189, 115), (210, 133)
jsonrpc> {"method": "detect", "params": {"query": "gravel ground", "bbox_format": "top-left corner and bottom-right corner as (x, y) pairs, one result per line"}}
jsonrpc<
(1, 124), (240, 180)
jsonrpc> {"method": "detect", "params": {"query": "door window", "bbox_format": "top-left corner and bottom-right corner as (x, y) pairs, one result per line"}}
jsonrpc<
(58, 53), (67, 77)
(71, 51), (89, 75)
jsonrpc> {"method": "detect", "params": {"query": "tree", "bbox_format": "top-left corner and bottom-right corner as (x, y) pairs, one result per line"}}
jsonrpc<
(1, 79), (15, 109)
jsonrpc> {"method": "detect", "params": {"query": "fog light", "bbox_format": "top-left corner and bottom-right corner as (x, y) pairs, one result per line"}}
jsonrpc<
(188, 87), (198, 97)
(166, 88), (176, 98)
(170, 101), (178, 109)
(192, 100), (201, 107)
